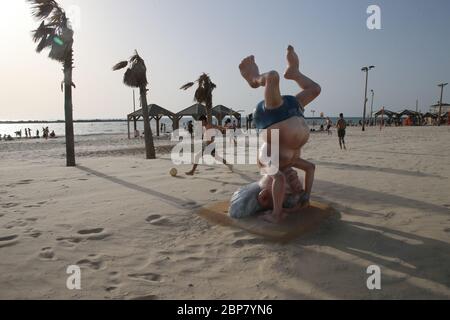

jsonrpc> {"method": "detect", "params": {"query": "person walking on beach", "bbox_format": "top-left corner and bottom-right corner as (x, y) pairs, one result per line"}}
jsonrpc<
(185, 115), (233, 176)
(326, 117), (333, 135)
(337, 113), (347, 150)
(187, 121), (194, 138)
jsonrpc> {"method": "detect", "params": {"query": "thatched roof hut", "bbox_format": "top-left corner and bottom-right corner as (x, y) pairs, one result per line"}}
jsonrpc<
(374, 109), (398, 118)
(176, 103), (221, 121)
(212, 105), (242, 125)
(127, 104), (176, 138)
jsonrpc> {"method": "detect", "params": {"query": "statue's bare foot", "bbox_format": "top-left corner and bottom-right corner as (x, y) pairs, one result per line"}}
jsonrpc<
(239, 55), (261, 88)
(284, 45), (301, 80)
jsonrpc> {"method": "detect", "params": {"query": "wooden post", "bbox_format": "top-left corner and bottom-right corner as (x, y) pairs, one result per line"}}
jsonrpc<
(156, 116), (160, 137)
(127, 116), (131, 139)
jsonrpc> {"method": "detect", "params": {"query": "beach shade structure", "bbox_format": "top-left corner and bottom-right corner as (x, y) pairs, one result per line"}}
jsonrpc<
(176, 103), (222, 124)
(113, 51), (156, 159)
(373, 108), (398, 125)
(374, 109), (397, 118)
(399, 109), (420, 117)
(28, 0), (76, 167)
(127, 104), (176, 138)
(397, 109), (423, 126)
(212, 105), (242, 126)
(430, 103), (450, 115)
(423, 112), (438, 118)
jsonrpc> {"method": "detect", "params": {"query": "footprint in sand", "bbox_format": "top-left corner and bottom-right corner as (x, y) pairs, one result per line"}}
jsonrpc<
(4, 219), (28, 229)
(0, 234), (19, 248)
(384, 212), (396, 219)
(128, 272), (162, 283)
(24, 201), (47, 208)
(231, 237), (266, 248)
(18, 180), (33, 185)
(56, 236), (83, 246)
(444, 228), (450, 233)
(57, 228), (110, 246)
(78, 228), (104, 235)
(39, 247), (56, 260)
(77, 256), (105, 270)
(182, 201), (201, 209)
(1, 203), (19, 209)
(145, 215), (171, 226)
(128, 294), (158, 300)
(29, 231), (42, 238)
(106, 271), (122, 289)
(77, 228), (111, 241)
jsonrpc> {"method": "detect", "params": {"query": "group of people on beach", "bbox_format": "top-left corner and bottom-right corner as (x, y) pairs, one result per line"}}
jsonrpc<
(2, 127), (56, 141)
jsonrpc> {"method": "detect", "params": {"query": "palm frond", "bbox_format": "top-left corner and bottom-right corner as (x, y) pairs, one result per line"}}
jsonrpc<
(180, 82), (195, 90)
(112, 61), (128, 71)
(32, 21), (52, 42)
(28, 0), (58, 20)
(29, 0), (73, 62)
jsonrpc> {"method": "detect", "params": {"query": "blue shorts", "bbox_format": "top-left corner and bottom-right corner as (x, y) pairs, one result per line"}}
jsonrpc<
(253, 95), (304, 130)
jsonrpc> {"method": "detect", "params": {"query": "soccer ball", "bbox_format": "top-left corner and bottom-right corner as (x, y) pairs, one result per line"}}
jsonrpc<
(169, 168), (178, 177)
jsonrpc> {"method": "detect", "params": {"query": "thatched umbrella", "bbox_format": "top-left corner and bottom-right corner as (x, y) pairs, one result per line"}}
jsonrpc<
(28, 0), (76, 167)
(113, 51), (156, 159)
(181, 73), (216, 124)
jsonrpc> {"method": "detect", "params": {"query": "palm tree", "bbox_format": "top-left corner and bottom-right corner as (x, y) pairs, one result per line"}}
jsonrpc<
(113, 51), (156, 159)
(28, 0), (76, 166)
(181, 73), (216, 124)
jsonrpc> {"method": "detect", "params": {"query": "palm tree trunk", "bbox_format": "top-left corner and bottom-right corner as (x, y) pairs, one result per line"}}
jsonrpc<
(139, 86), (156, 159)
(206, 98), (213, 125)
(63, 50), (76, 167)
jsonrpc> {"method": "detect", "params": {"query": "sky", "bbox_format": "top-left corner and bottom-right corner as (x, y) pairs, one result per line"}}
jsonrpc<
(0, 0), (449, 120)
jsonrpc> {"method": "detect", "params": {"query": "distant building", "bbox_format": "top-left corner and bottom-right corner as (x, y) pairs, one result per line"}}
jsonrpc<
(430, 103), (450, 114)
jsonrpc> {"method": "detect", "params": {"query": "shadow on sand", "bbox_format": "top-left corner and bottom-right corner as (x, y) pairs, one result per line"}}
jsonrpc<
(314, 160), (445, 179)
(77, 165), (199, 210)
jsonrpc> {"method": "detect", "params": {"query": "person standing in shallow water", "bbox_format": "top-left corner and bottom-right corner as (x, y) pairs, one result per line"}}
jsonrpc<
(337, 113), (347, 150)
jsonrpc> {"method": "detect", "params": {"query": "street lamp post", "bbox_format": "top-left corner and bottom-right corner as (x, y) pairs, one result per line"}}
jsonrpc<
(370, 89), (375, 126)
(361, 66), (375, 131)
(438, 83), (448, 126)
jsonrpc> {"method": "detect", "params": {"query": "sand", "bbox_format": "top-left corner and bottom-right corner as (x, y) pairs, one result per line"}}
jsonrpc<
(0, 126), (449, 299)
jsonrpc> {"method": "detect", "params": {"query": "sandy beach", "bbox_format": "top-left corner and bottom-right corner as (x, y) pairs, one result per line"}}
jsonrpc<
(0, 126), (449, 299)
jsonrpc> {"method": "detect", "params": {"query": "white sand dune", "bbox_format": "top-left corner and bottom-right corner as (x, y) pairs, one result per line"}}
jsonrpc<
(0, 126), (449, 299)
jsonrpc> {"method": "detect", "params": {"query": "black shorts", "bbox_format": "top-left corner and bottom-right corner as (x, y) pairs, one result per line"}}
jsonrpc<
(338, 129), (346, 138)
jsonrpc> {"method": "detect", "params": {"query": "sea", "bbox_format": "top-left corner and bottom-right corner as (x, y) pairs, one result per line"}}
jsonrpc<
(0, 117), (365, 137)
